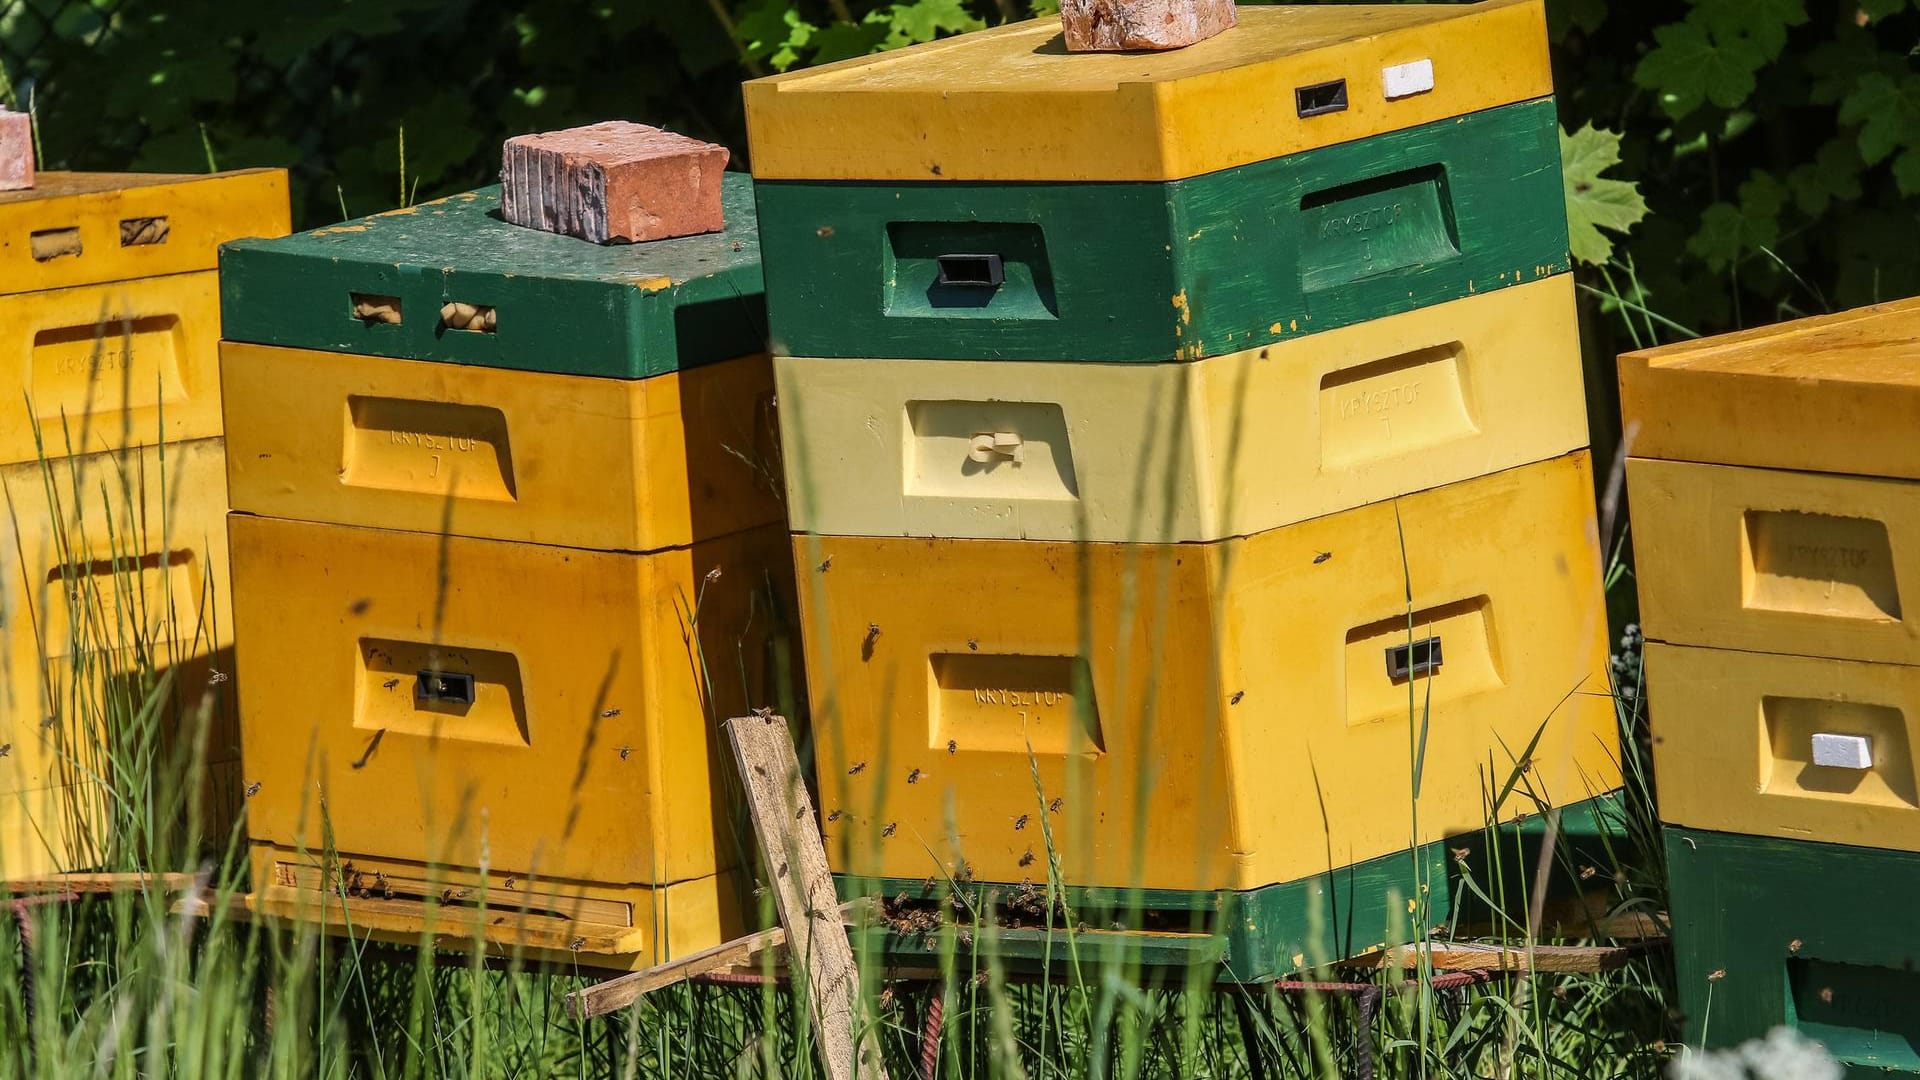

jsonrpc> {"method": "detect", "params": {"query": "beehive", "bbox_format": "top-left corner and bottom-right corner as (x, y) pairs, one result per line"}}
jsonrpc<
(0, 170), (289, 462)
(223, 174), (795, 969)
(1667, 826), (1920, 1074)
(800, 451), (1619, 895)
(1622, 298), (1920, 854)
(0, 437), (236, 877)
(756, 98), (1565, 363)
(778, 275), (1586, 543)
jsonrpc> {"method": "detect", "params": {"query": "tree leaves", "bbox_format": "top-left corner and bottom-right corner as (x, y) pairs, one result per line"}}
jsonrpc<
(1634, 0), (1805, 118)
(1561, 124), (1648, 267)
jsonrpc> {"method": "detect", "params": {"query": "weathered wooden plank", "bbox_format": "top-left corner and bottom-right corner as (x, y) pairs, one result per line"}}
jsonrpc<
(757, 98), (1566, 364)
(568, 922), (790, 1019)
(727, 714), (889, 1080)
(1, 872), (202, 895)
(1345, 940), (1659, 974)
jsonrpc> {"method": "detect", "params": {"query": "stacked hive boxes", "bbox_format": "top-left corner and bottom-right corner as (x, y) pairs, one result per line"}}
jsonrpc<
(0, 170), (289, 878)
(747, 0), (1622, 977)
(217, 175), (794, 970)
(1623, 300), (1920, 1072)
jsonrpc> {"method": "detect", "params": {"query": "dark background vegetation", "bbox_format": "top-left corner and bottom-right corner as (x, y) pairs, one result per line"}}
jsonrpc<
(3, 0), (1918, 340)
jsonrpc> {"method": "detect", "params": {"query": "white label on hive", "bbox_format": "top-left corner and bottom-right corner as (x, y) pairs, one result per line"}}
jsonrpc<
(1812, 732), (1874, 770)
(1383, 59), (1435, 101)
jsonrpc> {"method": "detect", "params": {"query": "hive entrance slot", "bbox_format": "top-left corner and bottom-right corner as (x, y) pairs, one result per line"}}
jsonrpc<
(119, 217), (170, 247)
(1385, 635), (1444, 681)
(30, 227), (81, 262)
(935, 253), (1005, 288)
(417, 669), (477, 707)
(440, 302), (497, 333)
(1296, 79), (1349, 118)
(351, 293), (402, 325)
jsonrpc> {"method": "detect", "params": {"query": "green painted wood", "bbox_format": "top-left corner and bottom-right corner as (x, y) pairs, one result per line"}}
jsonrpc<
(219, 173), (766, 378)
(757, 98), (1567, 364)
(838, 791), (1623, 983)
(1667, 826), (1920, 1076)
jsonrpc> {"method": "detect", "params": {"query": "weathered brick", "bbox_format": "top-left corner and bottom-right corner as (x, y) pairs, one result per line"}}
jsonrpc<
(500, 121), (728, 244)
(0, 108), (32, 192)
(1060, 0), (1237, 52)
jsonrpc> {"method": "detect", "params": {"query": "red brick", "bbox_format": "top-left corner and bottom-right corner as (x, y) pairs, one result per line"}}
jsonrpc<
(500, 122), (728, 244)
(0, 109), (31, 192)
(1060, 0), (1237, 52)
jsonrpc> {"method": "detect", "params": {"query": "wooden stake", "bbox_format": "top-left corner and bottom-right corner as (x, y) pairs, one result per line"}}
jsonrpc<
(726, 714), (890, 1080)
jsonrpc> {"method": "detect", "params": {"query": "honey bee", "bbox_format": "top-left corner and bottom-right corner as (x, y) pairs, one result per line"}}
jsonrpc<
(966, 639), (978, 651)
(504, 876), (517, 890)
(1313, 551), (1332, 565)
(865, 623), (881, 643)
(618, 746), (633, 760)
(569, 937), (587, 952)
(907, 768), (923, 784)
(1707, 969), (1726, 982)
(1789, 939), (1803, 954)
(245, 782), (263, 798)
(827, 809), (845, 823)
(947, 740), (958, 754)
(0, 744), (10, 758)
(1019, 850), (1036, 868)
(1047, 798), (1063, 814)
(602, 707), (622, 719)
(1013, 814), (1029, 831)
(848, 761), (867, 776)
(1229, 690), (1244, 705)
(208, 670), (230, 685)
(816, 555), (833, 573)
(705, 567), (723, 584)
(881, 822), (897, 838)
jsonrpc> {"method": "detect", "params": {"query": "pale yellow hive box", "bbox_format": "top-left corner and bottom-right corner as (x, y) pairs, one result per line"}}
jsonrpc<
(797, 451), (1620, 893)
(0, 437), (235, 878)
(229, 513), (792, 970)
(744, 0), (1551, 182)
(0, 170), (289, 465)
(221, 344), (783, 551)
(778, 275), (1586, 543)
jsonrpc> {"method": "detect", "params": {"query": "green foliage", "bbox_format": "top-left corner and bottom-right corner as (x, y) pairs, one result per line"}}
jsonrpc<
(1561, 124), (1649, 267)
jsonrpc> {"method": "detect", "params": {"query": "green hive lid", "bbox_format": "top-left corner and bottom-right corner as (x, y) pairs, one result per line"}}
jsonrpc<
(219, 172), (765, 379)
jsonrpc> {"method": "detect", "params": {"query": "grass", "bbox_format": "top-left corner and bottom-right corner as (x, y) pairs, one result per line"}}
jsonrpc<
(0, 278), (1685, 1080)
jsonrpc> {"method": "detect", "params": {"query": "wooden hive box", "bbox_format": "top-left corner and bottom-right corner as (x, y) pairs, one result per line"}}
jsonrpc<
(1621, 298), (1920, 853)
(777, 275), (1588, 543)
(0, 170), (288, 464)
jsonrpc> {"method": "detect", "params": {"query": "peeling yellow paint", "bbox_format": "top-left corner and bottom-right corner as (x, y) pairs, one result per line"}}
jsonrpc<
(1171, 290), (1191, 325)
(633, 275), (676, 292)
(1269, 322), (1284, 335)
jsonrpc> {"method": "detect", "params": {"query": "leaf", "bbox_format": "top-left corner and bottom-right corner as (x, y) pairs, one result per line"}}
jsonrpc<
(1787, 139), (1863, 216)
(1839, 71), (1920, 169)
(1545, 0), (1607, 42)
(735, 0), (817, 71)
(1858, 0), (1909, 20)
(807, 20), (889, 65)
(883, 0), (983, 47)
(1634, 19), (1767, 118)
(1560, 124), (1648, 267)
(1693, 0), (1806, 64)
(1687, 173), (1784, 271)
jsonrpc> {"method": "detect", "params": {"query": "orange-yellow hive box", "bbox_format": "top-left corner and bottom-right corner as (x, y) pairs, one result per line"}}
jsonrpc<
(797, 451), (1620, 893)
(0, 171), (289, 464)
(0, 437), (236, 878)
(744, 0), (1551, 182)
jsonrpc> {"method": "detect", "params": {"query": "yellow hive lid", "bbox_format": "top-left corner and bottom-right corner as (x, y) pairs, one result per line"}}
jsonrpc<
(0, 169), (291, 296)
(1619, 298), (1920, 481)
(744, 0), (1550, 182)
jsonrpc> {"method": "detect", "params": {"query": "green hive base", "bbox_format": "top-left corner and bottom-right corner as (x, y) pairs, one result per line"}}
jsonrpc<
(1667, 826), (1920, 1076)
(220, 173), (766, 378)
(756, 98), (1568, 364)
(839, 793), (1628, 983)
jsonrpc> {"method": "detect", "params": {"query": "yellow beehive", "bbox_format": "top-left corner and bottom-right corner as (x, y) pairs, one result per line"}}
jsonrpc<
(1646, 642), (1920, 853)
(1622, 298), (1920, 665)
(779, 275), (1585, 543)
(745, 0), (1551, 182)
(1628, 458), (1919, 665)
(0, 170), (289, 464)
(798, 451), (1619, 893)
(221, 344), (783, 550)
(0, 437), (235, 878)
(228, 512), (793, 969)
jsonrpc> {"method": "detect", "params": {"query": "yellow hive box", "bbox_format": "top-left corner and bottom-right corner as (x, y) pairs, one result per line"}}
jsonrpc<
(745, 0), (1549, 182)
(797, 451), (1619, 893)
(245, 845), (744, 972)
(779, 275), (1586, 543)
(1647, 642), (1920, 854)
(221, 344), (783, 551)
(0, 437), (236, 878)
(229, 513), (794, 967)
(0, 170), (290, 296)
(0, 270), (224, 466)
(1619, 296), (1920, 481)
(1628, 458), (1920, 665)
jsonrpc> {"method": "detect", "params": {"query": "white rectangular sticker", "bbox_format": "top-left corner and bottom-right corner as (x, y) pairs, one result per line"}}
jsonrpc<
(1812, 732), (1874, 770)
(1383, 59), (1436, 101)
